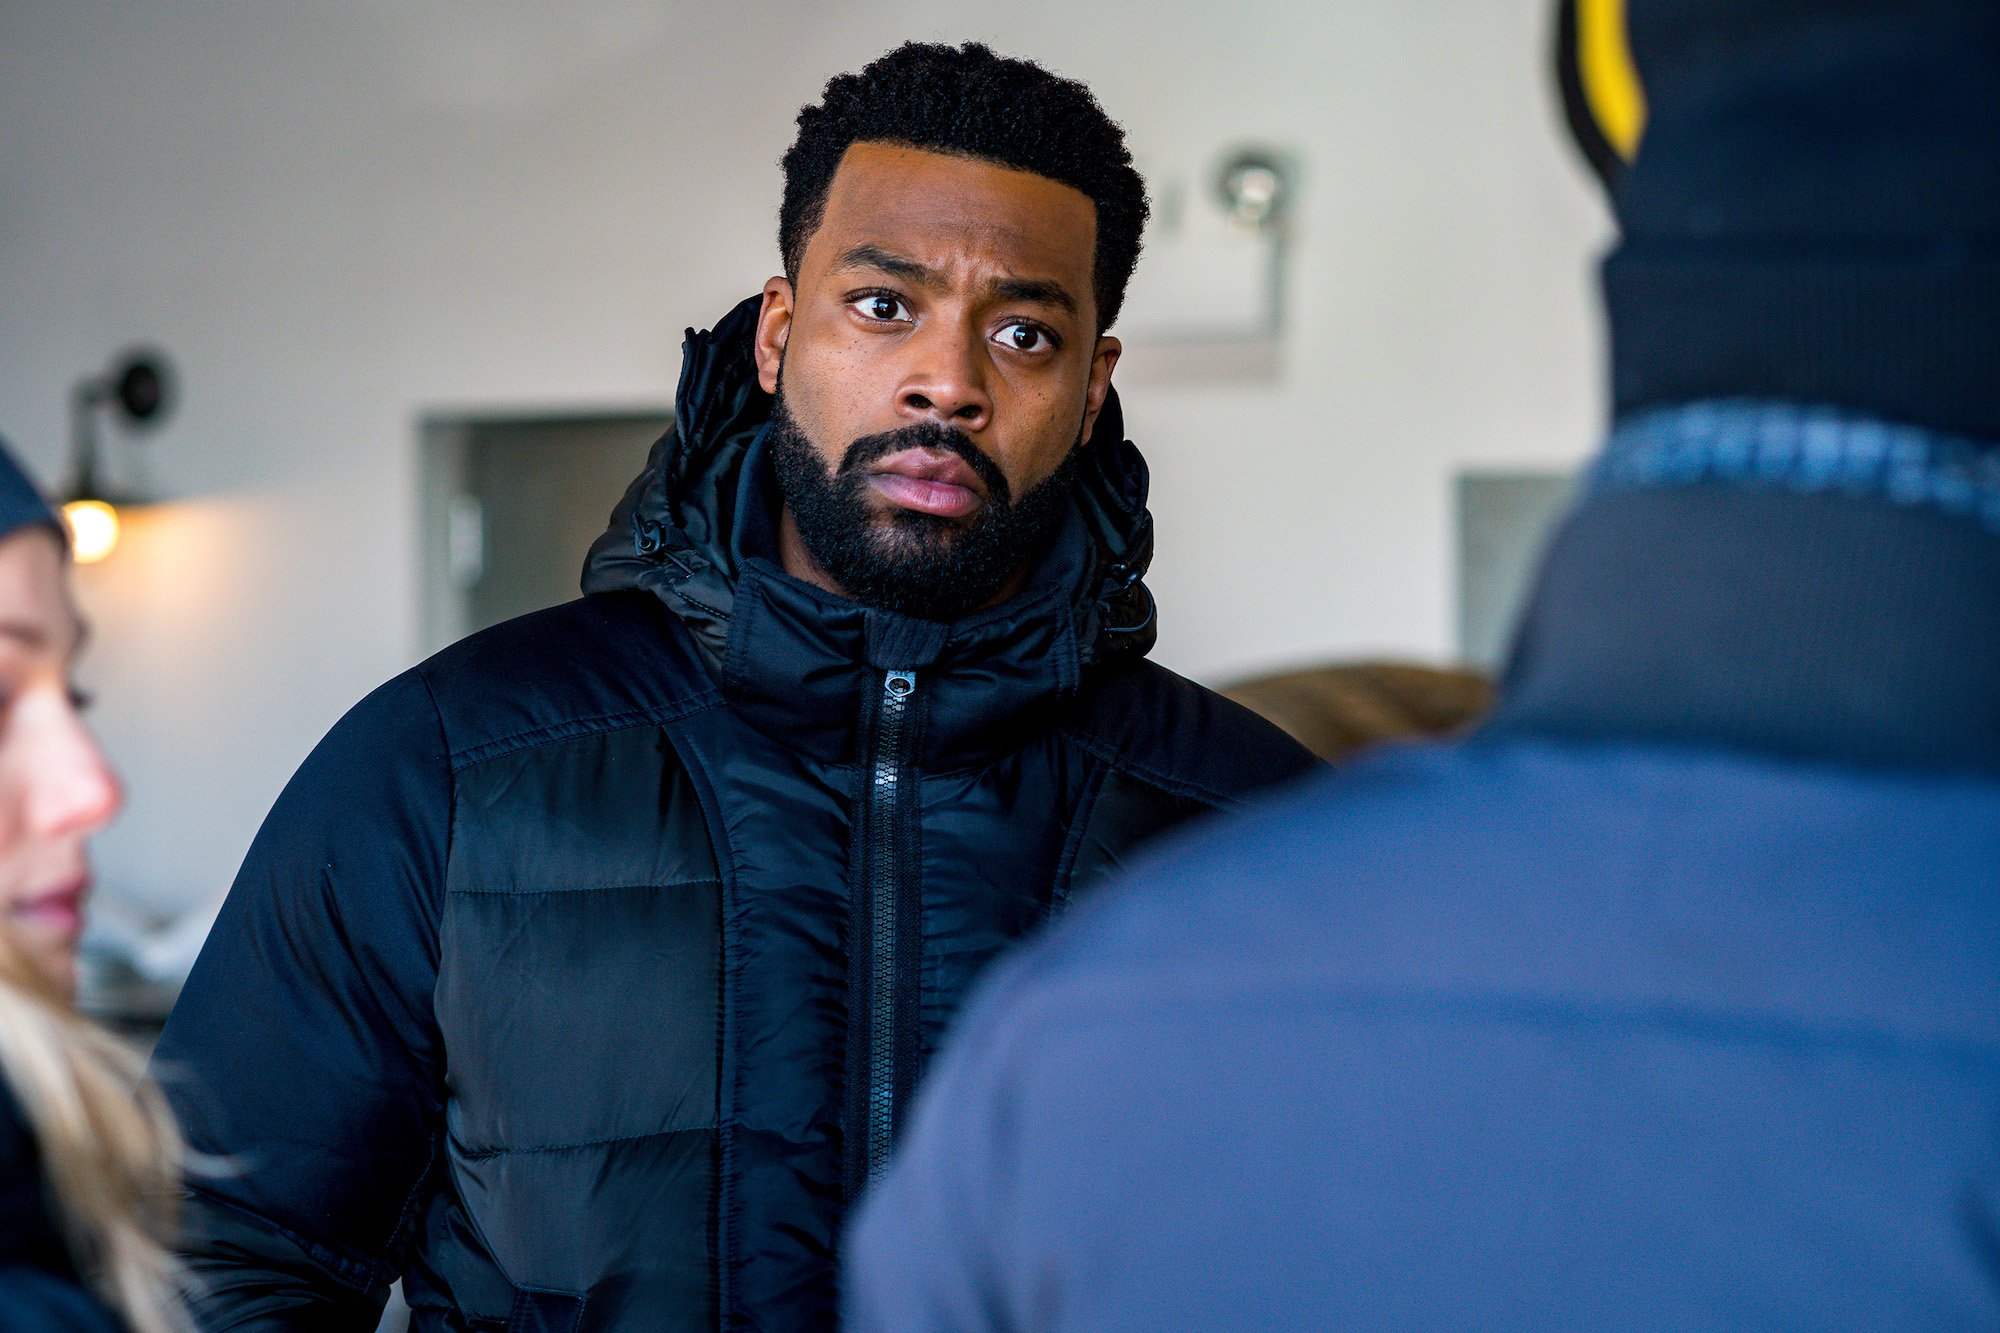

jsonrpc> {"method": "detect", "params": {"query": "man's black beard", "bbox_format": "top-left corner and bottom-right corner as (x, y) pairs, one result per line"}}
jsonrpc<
(767, 392), (1079, 622)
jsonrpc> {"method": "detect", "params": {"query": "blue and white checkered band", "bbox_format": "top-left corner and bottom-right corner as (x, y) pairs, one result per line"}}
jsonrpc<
(1590, 400), (2000, 535)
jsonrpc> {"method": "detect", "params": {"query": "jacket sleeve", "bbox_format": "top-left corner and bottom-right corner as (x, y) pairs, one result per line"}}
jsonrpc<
(152, 669), (452, 1332)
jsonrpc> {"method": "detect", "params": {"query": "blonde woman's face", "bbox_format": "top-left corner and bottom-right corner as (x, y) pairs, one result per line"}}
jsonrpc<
(0, 527), (120, 997)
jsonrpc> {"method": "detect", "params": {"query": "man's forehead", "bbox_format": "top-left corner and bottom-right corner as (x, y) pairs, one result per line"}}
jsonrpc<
(810, 141), (1097, 287)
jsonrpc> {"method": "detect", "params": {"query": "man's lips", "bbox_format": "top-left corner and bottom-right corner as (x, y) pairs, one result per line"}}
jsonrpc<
(867, 449), (987, 520)
(13, 880), (86, 937)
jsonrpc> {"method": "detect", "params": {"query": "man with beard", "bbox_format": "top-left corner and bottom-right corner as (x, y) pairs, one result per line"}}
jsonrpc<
(155, 41), (1316, 1332)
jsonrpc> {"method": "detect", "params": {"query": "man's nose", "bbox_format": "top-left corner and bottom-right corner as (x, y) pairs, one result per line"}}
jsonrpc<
(897, 321), (992, 433)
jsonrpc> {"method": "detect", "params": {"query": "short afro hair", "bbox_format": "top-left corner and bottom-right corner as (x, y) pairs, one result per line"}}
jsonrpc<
(780, 42), (1149, 331)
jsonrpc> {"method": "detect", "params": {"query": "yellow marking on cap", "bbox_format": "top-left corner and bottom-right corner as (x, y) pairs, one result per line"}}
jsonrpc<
(1579, 0), (1647, 161)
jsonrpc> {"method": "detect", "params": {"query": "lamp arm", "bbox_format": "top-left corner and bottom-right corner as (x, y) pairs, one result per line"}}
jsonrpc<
(68, 376), (107, 500)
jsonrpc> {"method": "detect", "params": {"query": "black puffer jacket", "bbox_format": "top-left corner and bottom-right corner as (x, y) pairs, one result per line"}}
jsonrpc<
(157, 296), (1316, 1332)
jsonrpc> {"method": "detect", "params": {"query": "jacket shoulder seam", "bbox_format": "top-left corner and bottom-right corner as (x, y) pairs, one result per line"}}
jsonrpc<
(412, 666), (458, 876)
(1051, 763), (1112, 908)
(446, 877), (722, 897)
(1060, 725), (1235, 809)
(445, 692), (722, 773)
(453, 1123), (717, 1161)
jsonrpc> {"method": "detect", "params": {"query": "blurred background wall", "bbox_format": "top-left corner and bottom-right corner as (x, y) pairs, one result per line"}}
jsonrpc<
(0, 0), (1610, 944)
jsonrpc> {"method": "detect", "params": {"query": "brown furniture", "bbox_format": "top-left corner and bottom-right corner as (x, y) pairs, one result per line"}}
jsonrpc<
(1220, 662), (1492, 764)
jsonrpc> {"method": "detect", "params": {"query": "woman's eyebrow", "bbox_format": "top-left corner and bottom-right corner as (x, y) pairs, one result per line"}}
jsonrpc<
(0, 620), (47, 650)
(0, 616), (87, 655)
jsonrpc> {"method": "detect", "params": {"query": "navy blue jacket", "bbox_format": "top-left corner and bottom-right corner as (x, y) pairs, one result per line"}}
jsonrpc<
(154, 297), (1315, 1331)
(847, 441), (2000, 1329)
(850, 0), (2000, 1319)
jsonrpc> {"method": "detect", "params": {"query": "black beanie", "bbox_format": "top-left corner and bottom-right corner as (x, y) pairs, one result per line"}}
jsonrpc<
(0, 437), (65, 550)
(1606, 0), (2000, 440)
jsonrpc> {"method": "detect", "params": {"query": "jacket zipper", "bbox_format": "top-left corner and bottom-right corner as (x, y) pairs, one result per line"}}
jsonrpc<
(862, 668), (919, 1189)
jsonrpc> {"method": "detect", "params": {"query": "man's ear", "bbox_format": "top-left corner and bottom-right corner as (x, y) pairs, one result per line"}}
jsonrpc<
(754, 277), (794, 395)
(1079, 335), (1122, 446)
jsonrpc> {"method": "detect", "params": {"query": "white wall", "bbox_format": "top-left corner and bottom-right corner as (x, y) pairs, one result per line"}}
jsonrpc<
(0, 0), (1611, 925)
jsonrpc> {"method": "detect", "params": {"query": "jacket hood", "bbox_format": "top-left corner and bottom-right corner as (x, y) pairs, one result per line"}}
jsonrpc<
(582, 294), (1160, 765)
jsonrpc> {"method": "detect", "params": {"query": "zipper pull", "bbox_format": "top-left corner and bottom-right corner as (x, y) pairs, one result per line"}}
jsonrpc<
(884, 670), (916, 702)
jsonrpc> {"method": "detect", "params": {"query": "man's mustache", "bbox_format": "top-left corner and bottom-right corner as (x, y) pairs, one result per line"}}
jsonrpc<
(838, 421), (1012, 507)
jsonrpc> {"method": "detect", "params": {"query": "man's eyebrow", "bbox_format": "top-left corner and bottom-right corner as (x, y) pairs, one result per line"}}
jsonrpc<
(833, 246), (1080, 316)
(988, 276), (1078, 316)
(834, 244), (942, 286)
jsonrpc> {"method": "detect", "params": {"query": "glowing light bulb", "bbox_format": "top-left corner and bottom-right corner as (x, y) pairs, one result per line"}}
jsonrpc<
(63, 499), (120, 564)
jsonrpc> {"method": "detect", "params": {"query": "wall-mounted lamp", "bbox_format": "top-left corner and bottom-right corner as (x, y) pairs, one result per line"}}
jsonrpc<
(1113, 144), (1299, 380)
(1215, 148), (1293, 234)
(65, 351), (174, 563)
(1213, 145), (1297, 339)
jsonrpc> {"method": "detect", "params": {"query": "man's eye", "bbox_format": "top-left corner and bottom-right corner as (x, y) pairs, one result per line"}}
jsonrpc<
(996, 323), (1054, 353)
(852, 294), (909, 323)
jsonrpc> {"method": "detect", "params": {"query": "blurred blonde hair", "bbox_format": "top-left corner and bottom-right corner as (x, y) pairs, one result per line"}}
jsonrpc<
(0, 932), (192, 1333)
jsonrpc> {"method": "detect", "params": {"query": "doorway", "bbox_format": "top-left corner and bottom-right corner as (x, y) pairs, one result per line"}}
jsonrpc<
(1456, 468), (1578, 671)
(418, 410), (672, 656)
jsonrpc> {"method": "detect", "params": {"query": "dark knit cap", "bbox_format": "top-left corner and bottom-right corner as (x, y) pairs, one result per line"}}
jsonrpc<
(0, 437), (64, 548)
(1607, 0), (2000, 440)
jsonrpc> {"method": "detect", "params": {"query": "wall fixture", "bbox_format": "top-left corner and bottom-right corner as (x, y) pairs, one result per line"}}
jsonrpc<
(1211, 146), (1295, 337)
(1215, 148), (1292, 234)
(1113, 143), (1299, 383)
(65, 350), (174, 563)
